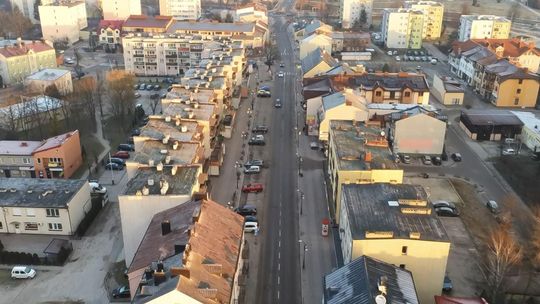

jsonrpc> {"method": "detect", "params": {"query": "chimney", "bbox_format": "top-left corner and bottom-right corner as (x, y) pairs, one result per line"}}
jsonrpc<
(161, 220), (171, 235)
(173, 141), (179, 150)
(364, 151), (372, 162)
(345, 99), (352, 106)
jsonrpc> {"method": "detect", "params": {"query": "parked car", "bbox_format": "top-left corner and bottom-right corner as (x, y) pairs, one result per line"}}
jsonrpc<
(502, 148), (515, 155)
(235, 204), (257, 216)
(277, 71), (284, 78)
(139, 84), (146, 90)
(432, 156), (442, 166)
(153, 84), (161, 91)
(244, 221), (259, 233)
(11, 266), (36, 279)
(486, 200), (500, 214)
(131, 128), (141, 136)
(431, 58), (438, 65)
(259, 85), (271, 91)
(279, 62), (285, 67)
(89, 181), (107, 194)
(435, 207), (459, 217)
(442, 275), (453, 292)
(134, 84), (139, 90)
(451, 153), (462, 162)
(242, 183), (264, 193)
(401, 155), (411, 164)
(105, 163), (123, 171)
(244, 159), (264, 168)
(416, 65), (422, 70)
(145, 84), (153, 91)
(244, 215), (258, 223)
(118, 143), (135, 151)
(134, 92), (141, 98)
(422, 155), (432, 165)
(274, 99), (282, 108)
(109, 158), (126, 166)
(112, 285), (131, 298)
(395, 55), (401, 61)
(257, 90), (271, 97)
(112, 151), (130, 159)
(244, 165), (261, 174)
(252, 125), (269, 134)
(310, 142), (320, 150)
(248, 135), (265, 146)
(432, 200), (457, 210)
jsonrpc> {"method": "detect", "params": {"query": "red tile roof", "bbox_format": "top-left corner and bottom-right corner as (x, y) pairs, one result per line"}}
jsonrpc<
(123, 15), (173, 29)
(99, 19), (124, 31)
(0, 40), (54, 58)
(472, 38), (540, 57)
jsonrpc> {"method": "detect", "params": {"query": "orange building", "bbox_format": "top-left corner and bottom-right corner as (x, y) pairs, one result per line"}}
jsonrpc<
(32, 130), (82, 179)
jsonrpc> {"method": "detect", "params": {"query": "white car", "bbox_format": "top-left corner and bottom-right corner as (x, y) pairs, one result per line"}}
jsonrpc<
(244, 165), (261, 174)
(277, 71), (284, 78)
(89, 182), (107, 194)
(11, 266), (36, 279)
(244, 221), (259, 233)
(395, 55), (401, 61)
(502, 148), (515, 155)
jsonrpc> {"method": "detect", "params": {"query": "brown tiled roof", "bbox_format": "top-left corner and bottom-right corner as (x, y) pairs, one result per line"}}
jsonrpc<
(472, 38), (540, 57)
(451, 40), (479, 56)
(0, 40), (53, 58)
(99, 19), (124, 31)
(123, 15), (173, 29)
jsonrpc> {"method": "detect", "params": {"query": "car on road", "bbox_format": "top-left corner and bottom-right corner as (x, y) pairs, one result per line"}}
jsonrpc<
(245, 215), (258, 223)
(112, 151), (130, 159)
(248, 135), (265, 146)
(274, 98), (282, 108)
(252, 125), (269, 134)
(134, 92), (141, 98)
(422, 155), (432, 165)
(118, 143), (135, 151)
(112, 285), (131, 298)
(244, 159), (264, 168)
(502, 147), (515, 155)
(235, 204), (257, 216)
(244, 165), (261, 174)
(89, 181), (107, 194)
(109, 157), (125, 166)
(64, 57), (75, 65)
(401, 155), (411, 164)
(435, 206), (459, 217)
(244, 221), (259, 233)
(486, 200), (500, 214)
(279, 62), (285, 67)
(257, 90), (271, 97)
(105, 162), (123, 171)
(11, 266), (36, 279)
(395, 55), (401, 61)
(432, 156), (442, 166)
(277, 71), (284, 78)
(451, 153), (462, 162)
(242, 183), (264, 193)
(443, 275), (453, 292)
(432, 200), (457, 210)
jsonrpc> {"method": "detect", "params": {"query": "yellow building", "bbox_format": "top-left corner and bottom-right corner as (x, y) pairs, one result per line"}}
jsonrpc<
(327, 120), (403, 222)
(489, 62), (539, 108)
(338, 183), (450, 304)
(0, 39), (57, 85)
(404, 1), (444, 40)
(381, 8), (424, 49)
(432, 74), (465, 105)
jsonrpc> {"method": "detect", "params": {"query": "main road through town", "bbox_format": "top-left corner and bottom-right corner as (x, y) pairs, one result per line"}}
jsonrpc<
(255, 1), (302, 303)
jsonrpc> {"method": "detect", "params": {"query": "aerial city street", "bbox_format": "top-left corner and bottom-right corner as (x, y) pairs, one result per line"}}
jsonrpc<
(0, 0), (539, 303)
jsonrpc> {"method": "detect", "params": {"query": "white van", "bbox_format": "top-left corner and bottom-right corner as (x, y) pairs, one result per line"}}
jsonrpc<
(11, 266), (36, 279)
(89, 181), (107, 194)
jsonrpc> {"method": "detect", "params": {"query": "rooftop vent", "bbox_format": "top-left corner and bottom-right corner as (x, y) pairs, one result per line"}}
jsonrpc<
(409, 232), (421, 239)
(400, 207), (432, 215)
(171, 165), (178, 176)
(181, 125), (188, 133)
(176, 119), (181, 126)
(193, 103), (199, 109)
(188, 112), (195, 119)
(160, 149), (168, 155)
(148, 178), (154, 186)
(148, 159), (155, 167)
(378, 276), (388, 295)
(173, 141), (179, 150)
(161, 220), (171, 235)
(142, 186), (150, 195)
(156, 162), (163, 171)
(160, 180), (169, 195)
(165, 155), (171, 164)
(387, 201), (399, 207)
(162, 135), (170, 144)
(165, 116), (171, 122)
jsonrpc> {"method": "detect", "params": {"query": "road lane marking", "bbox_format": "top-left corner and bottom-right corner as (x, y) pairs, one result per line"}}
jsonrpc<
(278, 240), (281, 247)
(278, 263), (281, 271)
(278, 276), (280, 285)
(279, 229), (281, 237)
(278, 252), (280, 259)
(277, 291), (280, 300)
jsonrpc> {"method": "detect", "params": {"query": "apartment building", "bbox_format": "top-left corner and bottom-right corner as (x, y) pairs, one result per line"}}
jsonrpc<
(404, 1), (444, 40)
(472, 38), (540, 73)
(338, 183), (450, 304)
(98, 20), (124, 50)
(39, 0), (88, 45)
(351, 72), (431, 105)
(340, 0), (373, 28)
(102, 0), (141, 20)
(381, 8), (424, 49)
(25, 68), (73, 96)
(458, 15), (511, 41)
(0, 178), (91, 235)
(0, 39), (56, 85)
(32, 130), (83, 179)
(10, 0), (39, 23)
(159, 0), (201, 20)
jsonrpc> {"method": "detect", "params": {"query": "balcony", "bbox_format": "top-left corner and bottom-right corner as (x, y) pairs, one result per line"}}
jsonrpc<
(166, 53), (178, 58)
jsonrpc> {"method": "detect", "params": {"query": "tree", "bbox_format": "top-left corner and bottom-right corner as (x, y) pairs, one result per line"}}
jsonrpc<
(359, 8), (367, 26)
(44, 84), (61, 99)
(382, 63), (390, 72)
(263, 41), (279, 71)
(224, 13), (233, 23)
(34, 0), (41, 21)
(106, 70), (136, 131)
(9, 6), (32, 38)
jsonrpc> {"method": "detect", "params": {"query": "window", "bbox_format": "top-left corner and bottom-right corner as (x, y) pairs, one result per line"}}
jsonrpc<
(518, 79), (523, 84)
(0, 222), (2, 229)
(12, 208), (22, 216)
(46, 208), (60, 217)
(517, 89), (521, 94)
(24, 223), (38, 230)
(375, 91), (382, 97)
(26, 209), (35, 217)
(399, 264), (406, 269)
(22, 158), (30, 164)
(514, 98), (519, 105)
(404, 91), (411, 97)
(402, 246), (408, 255)
(48, 223), (63, 231)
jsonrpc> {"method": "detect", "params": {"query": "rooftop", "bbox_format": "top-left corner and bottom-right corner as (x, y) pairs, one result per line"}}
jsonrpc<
(329, 120), (397, 171)
(434, 296), (489, 304)
(123, 165), (200, 196)
(26, 68), (70, 81)
(129, 140), (202, 167)
(324, 255), (419, 304)
(461, 14), (510, 22)
(0, 40), (53, 58)
(0, 178), (87, 208)
(165, 86), (215, 104)
(40, 0), (84, 7)
(301, 48), (338, 74)
(342, 183), (449, 242)
(33, 130), (78, 153)
(167, 21), (255, 34)
(123, 15), (173, 30)
(387, 105), (447, 122)
(139, 117), (202, 143)
(0, 95), (64, 119)
(461, 110), (523, 126)
(161, 102), (217, 125)
(98, 19), (124, 31)
(350, 73), (429, 92)
(472, 38), (540, 57)
(437, 75), (464, 93)
(404, 0), (444, 6)
(330, 31), (370, 40)
(510, 111), (540, 135)
(0, 140), (42, 156)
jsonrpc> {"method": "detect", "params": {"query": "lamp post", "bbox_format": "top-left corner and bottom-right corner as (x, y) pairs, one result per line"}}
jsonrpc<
(298, 239), (308, 269)
(298, 190), (305, 215)
(235, 161), (241, 189)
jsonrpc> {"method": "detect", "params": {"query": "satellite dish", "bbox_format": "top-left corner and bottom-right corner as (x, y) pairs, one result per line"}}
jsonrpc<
(375, 295), (387, 304)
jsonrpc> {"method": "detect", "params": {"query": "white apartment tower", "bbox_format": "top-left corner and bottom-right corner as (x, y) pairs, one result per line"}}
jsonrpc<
(340, 0), (373, 28)
(381, 8), (424, 49)
(38, 0), (88, 45)
(458, 15), (511, 41)
(159, 0), (201, 20)
(403, 1), (444, 40)
(102, 0), (142, 20)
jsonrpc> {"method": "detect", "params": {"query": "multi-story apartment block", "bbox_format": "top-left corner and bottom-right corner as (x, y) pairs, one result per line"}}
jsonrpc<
(404, 1), (444, 40)
(458, 15), (511, 41)
(381, 8), (424, 49)
(39, 0), (88, 45)
(10, 0), (39, 23)
(159, 0), (201, 20)
(0, 39), (56, 85)
(25, 68), (73, 96)
(102, 0), (141, 20)
(340, 0), (373, 28)
(0, 178), (91, 235)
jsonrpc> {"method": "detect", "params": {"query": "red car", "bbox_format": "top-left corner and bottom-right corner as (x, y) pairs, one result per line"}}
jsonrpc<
(242, 183), (263, 193)
(112, 151), (130, 159)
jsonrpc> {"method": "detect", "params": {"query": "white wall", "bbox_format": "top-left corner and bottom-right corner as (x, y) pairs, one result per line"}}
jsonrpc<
(103, 0), (141, 20)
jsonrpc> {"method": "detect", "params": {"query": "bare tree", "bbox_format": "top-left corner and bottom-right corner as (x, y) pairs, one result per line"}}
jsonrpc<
(8, 6), (33, 38)
(106, 70), (136, 131)
(263, 41), (279, 71)
(150, 95), (160, 115)
(45, 84), (62, 99)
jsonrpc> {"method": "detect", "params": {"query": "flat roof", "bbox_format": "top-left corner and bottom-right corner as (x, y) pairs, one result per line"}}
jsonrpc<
(329, 120), (397, 171)
(0, 140), (42, 156)
(461, 110), (523, 126)
(342, 183), (449, 242)
(124, 165), (200, 196)
(165, 86), (215, 104)
(123, 15), (173, 29)
(0, 178), (87, 208)
(161, 102), (217, 124)
(26, 68), (70, 81)
(139, 117), (202, 143)
(129, 140), (202, 166)
(167, 21), (255, 34)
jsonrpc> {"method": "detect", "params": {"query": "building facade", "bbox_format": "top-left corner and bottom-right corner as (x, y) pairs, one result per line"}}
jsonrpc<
(10, 0), (39, 23)
(381, 8), (424, 49)
(390, 111), (447, 155)
(432, 74), (464, 105)
(102, 0), (141, 20)
(0, 39), (57, 85)
(458, 15), (511, 41)
(352, 73), (431, 105)
(24, 68), (73, 96)
(39, 0), (88, 45)
(404, 1), (444, 40)
(98, 20), (124, 50)
(340, 0), (373, 28)
(300, 34), (333, 59)
(32, 130), (83, 179)
(159, 0), (201, 20)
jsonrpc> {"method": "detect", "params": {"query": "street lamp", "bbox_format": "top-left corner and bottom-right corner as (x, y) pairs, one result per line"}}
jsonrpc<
(298, 190), (305, 215)
(298, 239), (308, 269)
(235, 161), (241, 189)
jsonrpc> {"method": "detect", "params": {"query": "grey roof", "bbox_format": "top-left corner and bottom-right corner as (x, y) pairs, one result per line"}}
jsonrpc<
(167, 21), (254, 34)
(0, 95), (64, 119)
(388, 105), (447, 122)
(461, 110), (523, 126)
(324, 255), (419, 304)
(26, 68), (70, 81)
(0, 178), (87, 208)
(350, 74), (429, 92)
(304, 20), (323, 36)
(342, 183), (449, 242)
(322, 92), (345, 111)
(302, 48), (337, 74)
(304, 78), (333, 92)
(123, 165), (200, 196)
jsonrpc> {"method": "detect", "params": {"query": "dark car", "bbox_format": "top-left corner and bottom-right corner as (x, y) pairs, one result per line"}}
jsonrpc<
(105, 163), (123, 171)
(108, 158), (126, 166)
(432, 156), (442, 166)
(131, 128), (141, 136)
(112, 151), (130, 159)
(112, 285), (130, 298)
(442, 275), (453, 292)
(235, 205), (257, 216)
(435, 207), (459, 217)
(244, 215), (258, 223)
(432, 200), (457, 210)
(153, 84), (161, 91)
(244, 159), (264, 168)
(451, 153), (462, 162)
(248, 135), (265, 146)
(252, 125), (269, 134)
(118, 144), (135, 151)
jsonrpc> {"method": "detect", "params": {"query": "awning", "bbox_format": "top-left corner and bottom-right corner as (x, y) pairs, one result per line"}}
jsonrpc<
(48, 168), (64, 172)
(19, 167), (35, 171)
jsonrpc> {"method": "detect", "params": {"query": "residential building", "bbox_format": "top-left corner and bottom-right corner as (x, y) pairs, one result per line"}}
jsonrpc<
(0, 140), (42, 178)
(459, 110), (523, 141)
(386, 107), (447, 155)
(510, 111), (540, 152)
(472, 38), (540, 73)
(32, 130), (83, 179)
(300, 34), (333, 59)
(338, 183), (450, 304)
(0, 95), (65, 132)
(24, 68), (73, 96)
(128, 199), (245, 303)
(331, 31), (370, 52)
(98, 20), (124, 50)
(404, 1), (444, 40)
(235, 3), (268, 23)
(312, 89), (369, 140)
(340, 0), (373, 28)
(0, 39), (56, 85)
(327, 120), (403, 222)
(102, 0), (141, 20)
(294, 20), (333, 42)
(432, 74), (464, 105)
(39, 0), (88, 45)
(0, 178), (91, 235)
(9, 0), (39, 23)
(323, 255), (419, 304)
(159, 0), (201, 20)
(458, 15), (511, 41)
(301, 48), (338, 78)
(302, 77), (334, 101)
(119, 164), (205, 266)
(122, 15), (174, 33)
(351, 72), (431, 105)
(381, 8), (424, 49)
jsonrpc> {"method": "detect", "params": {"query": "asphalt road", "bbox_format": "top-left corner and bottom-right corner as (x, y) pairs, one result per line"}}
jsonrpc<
(255, 3), (302, 304)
